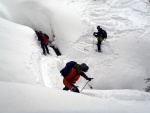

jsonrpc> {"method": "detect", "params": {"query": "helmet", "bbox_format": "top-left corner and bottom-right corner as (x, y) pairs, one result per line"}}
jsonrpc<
(80, 63), (89, 72)
(39, 31), (42, 34)
(97, 26), (102, 31)
(97, 26), (101, 29)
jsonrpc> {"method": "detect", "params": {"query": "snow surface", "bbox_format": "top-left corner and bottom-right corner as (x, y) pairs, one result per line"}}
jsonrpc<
(0, 0), (150, 113)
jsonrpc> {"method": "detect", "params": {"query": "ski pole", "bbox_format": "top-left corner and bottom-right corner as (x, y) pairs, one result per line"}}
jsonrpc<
(80, 81), (90, 92)
(93, 36), (94, 47)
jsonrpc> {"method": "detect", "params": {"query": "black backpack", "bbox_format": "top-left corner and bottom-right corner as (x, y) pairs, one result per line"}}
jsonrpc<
(60, 61), (77, 77)
(102, 30), (107, 39)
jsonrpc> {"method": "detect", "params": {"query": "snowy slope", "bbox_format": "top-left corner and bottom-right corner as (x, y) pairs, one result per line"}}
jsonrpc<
(0, 0), (150, 113)
(0, 17), (43, 85)
(65, 0), (150, 90)
(0, 81), (150, 113)
(0, 0), (149, 89)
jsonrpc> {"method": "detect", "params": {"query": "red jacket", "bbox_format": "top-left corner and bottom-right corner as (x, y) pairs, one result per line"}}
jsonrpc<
(42, 34), (49, 43)
(63, 68), (88, 89)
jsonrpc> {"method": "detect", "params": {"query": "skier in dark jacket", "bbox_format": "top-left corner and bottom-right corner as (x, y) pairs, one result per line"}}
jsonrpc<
(36, 31), (50, 55)
(93, 26), (107, 52)
(63, 63), (93, 93)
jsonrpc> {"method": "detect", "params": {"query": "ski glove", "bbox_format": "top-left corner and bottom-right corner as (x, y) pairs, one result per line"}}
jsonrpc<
(70, 86), (80, 93)
(87, 78), (93, 81)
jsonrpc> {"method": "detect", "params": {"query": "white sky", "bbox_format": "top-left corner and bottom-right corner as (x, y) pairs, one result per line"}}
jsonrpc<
(0, 0), (150, 113)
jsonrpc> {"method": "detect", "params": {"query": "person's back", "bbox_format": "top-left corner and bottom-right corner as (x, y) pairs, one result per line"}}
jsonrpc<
(42, 34), (49, 44)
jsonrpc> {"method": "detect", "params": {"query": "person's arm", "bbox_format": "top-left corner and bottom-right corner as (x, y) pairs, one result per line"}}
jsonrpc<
(93, 32), (97, 37)
(93, 32), (99, 37)
(81, 72), (93, 81)
(80, 72), (88, 79)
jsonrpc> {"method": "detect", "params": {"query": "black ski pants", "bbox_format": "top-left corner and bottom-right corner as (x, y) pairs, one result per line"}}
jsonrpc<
(97, 40), (102, 52)
(41, 42), (49, 54)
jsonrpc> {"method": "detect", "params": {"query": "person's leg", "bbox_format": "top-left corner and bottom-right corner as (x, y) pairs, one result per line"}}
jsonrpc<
(41, 42), (46, 55)
(97, 41), (102, 52)
(45, 44), (49, 54)
(71, 84), (80, 93)
(63, 86), (69, 91)
(73, 87), (80, 93)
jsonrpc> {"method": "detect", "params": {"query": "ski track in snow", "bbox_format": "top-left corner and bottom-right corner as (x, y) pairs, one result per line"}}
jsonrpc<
(81, 89), (150, 102)
(41, 55), (64, 89)
(29, 52), (45, 85)
(65, 0), (124, 64)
